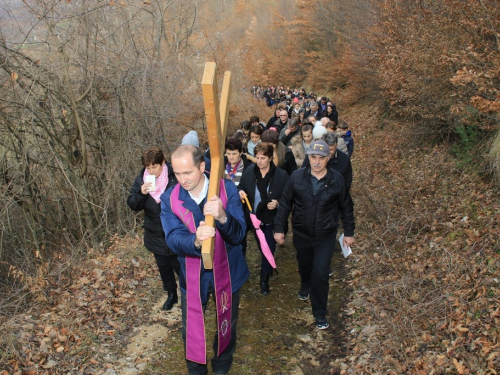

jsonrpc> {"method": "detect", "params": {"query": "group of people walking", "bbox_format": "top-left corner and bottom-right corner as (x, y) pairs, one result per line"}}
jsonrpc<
(126, 88), (356, 374)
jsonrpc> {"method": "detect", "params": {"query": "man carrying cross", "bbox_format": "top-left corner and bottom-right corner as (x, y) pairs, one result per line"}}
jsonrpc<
(160, 145), (249, 375)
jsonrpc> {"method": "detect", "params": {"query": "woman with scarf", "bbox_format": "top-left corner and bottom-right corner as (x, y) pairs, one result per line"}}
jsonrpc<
(127, 147), (180, 310)
(224, 138), (252, 187)
(238, 142), (289, 295)
(224, 138), (252, 258)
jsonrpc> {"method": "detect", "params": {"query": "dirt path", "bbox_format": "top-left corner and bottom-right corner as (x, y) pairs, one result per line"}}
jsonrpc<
(0, 102), (370, 375)
(114, 232), (351, 374)
(0, 227), (353, 374)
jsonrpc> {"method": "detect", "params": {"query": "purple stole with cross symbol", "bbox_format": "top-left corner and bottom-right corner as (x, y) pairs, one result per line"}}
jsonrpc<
(170, 180), (232, 364)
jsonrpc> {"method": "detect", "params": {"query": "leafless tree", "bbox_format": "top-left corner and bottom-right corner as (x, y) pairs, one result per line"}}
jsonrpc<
(0, 0), (213, 314)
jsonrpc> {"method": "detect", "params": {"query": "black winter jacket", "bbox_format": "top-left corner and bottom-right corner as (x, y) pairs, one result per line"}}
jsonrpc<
(275, 142), (298, 176)
(302, 150), (352, 195)
(325, 110), (339, 126)
(237, 165), (289, 224)
(303, 108), (323, 120)
(127, 164), (177, 256)
(274, 167), (354, 239)
(266, 115), (279, 129)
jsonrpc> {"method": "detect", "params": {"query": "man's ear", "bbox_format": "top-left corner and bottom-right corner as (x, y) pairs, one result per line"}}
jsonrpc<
(199, 161), (206, 173)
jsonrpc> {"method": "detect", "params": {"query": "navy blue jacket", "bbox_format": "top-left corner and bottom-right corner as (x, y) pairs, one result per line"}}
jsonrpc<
(160, 178), (249, 303)
(342, 131), (354, 157)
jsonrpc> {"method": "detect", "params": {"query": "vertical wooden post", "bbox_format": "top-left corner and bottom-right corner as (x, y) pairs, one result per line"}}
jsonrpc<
(201, 62), (232, 269)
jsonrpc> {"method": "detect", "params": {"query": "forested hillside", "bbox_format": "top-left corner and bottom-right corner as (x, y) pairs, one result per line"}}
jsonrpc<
(1, 1), (499, 374)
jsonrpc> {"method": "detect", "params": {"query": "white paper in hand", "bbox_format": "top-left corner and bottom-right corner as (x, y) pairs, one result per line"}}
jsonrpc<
(339, 233), (352, 258)
(145, 175), (156, 192)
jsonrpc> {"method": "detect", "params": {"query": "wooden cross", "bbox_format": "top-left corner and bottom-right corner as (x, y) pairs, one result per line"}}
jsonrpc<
(201, 62), (232, 269)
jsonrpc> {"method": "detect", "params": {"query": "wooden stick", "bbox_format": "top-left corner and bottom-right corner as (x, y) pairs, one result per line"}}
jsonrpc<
(243, 196), (253, 212)
(201, 63), (231, 269)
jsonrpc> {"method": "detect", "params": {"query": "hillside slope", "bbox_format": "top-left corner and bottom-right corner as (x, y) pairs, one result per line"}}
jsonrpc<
(341, 103), (500, 374)
(1, 101), (499, 374)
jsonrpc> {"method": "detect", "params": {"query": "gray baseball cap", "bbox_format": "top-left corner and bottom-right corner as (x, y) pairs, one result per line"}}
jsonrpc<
(306, 140), (329, 156)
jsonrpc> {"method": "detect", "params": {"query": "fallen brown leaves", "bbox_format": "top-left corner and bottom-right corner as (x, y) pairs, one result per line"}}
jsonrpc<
(338, 103), (500, 374)
(0, 235), (173, 374)
(2, 99), (499, 374)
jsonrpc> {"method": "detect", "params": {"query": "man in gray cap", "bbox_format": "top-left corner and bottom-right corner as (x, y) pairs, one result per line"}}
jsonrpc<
(273, 140), (355, 330)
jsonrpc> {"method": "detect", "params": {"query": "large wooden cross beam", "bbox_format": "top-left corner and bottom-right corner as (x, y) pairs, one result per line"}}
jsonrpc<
(201, 62), (231, 269)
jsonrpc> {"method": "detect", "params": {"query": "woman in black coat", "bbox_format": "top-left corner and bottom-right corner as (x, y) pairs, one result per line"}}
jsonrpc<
(127, 147), (180, 310)
(325, 104), (339, 125)
(238, 142), (289, 295)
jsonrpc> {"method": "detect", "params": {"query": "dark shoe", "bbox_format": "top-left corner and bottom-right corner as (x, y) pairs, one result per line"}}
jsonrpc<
(298, 285), (309, 301)
(260, 272), (270, 295)
(162, 289), (178, 311)
(314, 314), (329, 330)
(329, 268), (333, 277)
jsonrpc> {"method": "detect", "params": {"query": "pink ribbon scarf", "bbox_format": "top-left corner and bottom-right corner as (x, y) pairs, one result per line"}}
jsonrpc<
(170, 180), (232, 364)
(143, 163), (169, 203)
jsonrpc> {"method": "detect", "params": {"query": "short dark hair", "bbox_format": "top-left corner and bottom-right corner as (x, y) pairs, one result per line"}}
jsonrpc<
(141, 146), (165, 167)
(261, 129), (280, 145)
(225, 138), (243, 153)
(250, 115), (260, 123)
(249, 125), (263, 136)
(254, 142), (274, 158)
(326, 121), (337, 130)
(241, 120), (252, 131)
(301, 124), (313, 135)
(301, 120), (314, 127)
(289, 117), (300, 128)
(232, 130), (245, 142)
(339, 121), (349, 129)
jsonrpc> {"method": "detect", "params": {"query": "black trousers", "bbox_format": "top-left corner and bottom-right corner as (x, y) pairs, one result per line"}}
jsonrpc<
(181, 288), (240, 375)
(240, 225), (252, 258)
(153, 252), (180, 292)
(293, 231), (337, 316)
